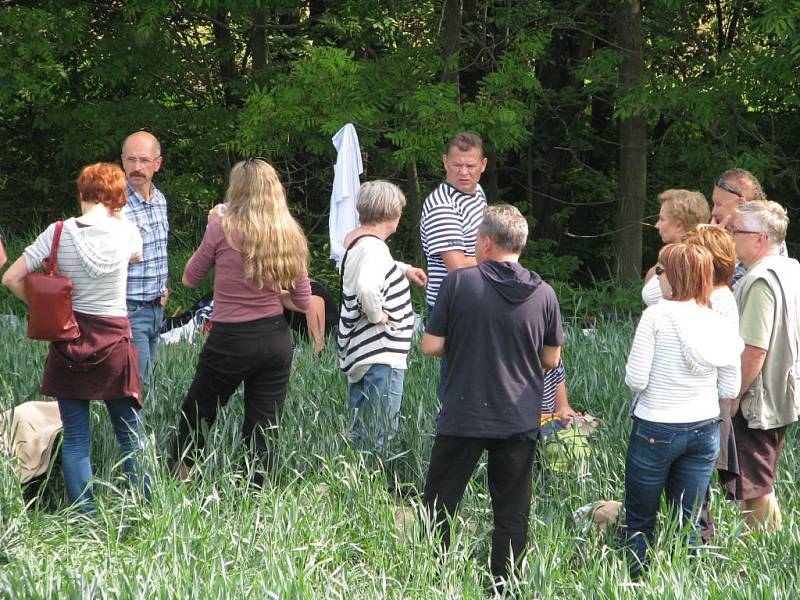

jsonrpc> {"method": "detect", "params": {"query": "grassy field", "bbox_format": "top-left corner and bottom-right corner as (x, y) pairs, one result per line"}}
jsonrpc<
(1, 315), (799, 599)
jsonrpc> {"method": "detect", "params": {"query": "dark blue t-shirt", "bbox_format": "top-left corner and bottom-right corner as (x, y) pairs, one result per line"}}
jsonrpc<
(426, 261), (564, 438)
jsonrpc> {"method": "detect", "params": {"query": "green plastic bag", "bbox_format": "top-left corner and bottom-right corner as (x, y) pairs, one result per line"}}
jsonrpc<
(540, 423), (590, 473)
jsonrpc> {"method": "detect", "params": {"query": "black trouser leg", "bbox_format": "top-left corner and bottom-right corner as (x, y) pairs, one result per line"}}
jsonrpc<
(423, 435), (486, 549)
(487, 434), (537, 582)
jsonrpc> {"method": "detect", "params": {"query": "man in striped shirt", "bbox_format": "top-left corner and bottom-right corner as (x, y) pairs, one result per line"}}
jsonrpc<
(420, 132), (488, 400)
(121, 131), (169, 403)
(420, 131), (488, 310)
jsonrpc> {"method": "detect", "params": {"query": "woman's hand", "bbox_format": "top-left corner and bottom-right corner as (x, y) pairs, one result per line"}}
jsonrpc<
(404, 266), (428, 287)
(207, 203), (226, 225)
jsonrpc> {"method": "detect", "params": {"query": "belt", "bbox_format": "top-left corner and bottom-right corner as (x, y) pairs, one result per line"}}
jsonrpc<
(128, 297), (163, 307)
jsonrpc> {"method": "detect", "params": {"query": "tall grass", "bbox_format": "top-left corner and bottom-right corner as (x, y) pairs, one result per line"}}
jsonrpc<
(1, 316), (799, 598)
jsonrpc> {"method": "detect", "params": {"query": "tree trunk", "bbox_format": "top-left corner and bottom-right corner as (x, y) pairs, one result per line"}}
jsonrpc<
(440, 0), (461, 89)
(251, 6), (267, 71)
(614, 0), (647, 281)
(405, 160), (424, 265)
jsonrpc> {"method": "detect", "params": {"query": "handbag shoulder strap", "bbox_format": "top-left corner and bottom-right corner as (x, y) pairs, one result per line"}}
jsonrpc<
(49, 221), (64, 275)
(339, 233), (380, 306)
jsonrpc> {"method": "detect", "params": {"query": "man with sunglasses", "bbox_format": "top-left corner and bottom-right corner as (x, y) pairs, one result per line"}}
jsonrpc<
(121, 131), (169, 404)
(710, 168), (785, 287)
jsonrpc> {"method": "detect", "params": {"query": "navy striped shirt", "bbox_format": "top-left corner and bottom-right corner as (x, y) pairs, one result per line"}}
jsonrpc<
(541, 359), (567, 413)
(420, 182), (487, 306)
(122, 183), (169, 301)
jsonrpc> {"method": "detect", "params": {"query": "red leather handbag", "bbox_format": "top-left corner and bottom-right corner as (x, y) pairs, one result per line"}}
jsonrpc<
(24, 221), (81, 342)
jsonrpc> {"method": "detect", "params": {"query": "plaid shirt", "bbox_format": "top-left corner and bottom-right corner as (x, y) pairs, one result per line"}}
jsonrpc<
(123, 182), (169, 301)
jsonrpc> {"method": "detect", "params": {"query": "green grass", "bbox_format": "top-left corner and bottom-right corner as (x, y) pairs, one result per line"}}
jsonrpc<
(1, 316), (799, 598)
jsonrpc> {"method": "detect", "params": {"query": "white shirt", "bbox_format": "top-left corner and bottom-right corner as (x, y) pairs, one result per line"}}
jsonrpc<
(626, 300), (742, 422)
(328, 124), (363, 265)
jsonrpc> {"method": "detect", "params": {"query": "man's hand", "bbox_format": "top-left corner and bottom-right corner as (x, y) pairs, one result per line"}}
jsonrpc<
(554, 404), (576, 427)
(405, 267), (428, 287)
(710, 213), (732, 229)
(160, 287), (170, 308)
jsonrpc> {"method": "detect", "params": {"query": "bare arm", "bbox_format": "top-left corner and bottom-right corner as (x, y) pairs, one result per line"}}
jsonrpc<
(421, 332), (446, 357)
(540, 345), (562, 370)
(1, 256), (31, 303)
(553, 381), (575, 425)
(304, 295), (326, 354)
(0, 239), (7, 269)
(440, 250), (477, 272)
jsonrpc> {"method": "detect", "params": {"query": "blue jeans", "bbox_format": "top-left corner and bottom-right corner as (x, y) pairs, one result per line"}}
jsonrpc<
(621, 416), (720, 575)
(57, 397), (150, 513)
(349, 365), (405, 453)
(127, 302), (164, 403)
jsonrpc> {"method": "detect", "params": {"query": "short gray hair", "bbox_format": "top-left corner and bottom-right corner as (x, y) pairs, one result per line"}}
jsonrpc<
(718, 168), (766, 202)
(478, 204), (528, 253)
(356, 180), (406, 224)
(737, 200), (788, 245)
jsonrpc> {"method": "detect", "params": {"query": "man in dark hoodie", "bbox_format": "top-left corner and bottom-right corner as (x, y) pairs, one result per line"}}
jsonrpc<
(421, 204), (563, 589)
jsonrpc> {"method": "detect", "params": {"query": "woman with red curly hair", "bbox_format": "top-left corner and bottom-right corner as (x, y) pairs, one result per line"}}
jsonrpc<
(3, 162), (147, 514)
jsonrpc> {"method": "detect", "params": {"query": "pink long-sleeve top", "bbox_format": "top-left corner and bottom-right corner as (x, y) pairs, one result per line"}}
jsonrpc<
(184, 219), (311, 323)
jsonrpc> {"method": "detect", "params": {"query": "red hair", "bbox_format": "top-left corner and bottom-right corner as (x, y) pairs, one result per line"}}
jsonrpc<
(658, 242), (714, 305)
(77, 162), (127, 212)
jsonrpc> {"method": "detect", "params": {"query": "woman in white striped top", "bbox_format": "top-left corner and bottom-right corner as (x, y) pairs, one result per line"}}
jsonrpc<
(337, 181), (427, 454)
(620, 242), (742, 578)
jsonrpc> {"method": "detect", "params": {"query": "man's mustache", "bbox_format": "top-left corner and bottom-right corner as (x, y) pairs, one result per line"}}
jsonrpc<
(130, 171), (145, 178)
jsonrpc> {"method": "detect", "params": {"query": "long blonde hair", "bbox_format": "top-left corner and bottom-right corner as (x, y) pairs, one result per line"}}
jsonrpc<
(221, 159), (309, 290)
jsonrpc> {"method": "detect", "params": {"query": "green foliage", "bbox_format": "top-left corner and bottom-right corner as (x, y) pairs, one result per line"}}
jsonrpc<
(2, 0), (799, 288)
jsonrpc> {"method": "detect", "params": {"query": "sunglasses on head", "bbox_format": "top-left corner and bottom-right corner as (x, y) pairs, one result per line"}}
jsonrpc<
(715, 178), (743, 198)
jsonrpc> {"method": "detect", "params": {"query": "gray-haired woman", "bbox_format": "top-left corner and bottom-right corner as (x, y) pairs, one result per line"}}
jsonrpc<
(337, 181), (426, 453)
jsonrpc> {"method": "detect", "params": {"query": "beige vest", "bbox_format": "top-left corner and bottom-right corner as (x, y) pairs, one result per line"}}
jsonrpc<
(735, 255), (800, 429)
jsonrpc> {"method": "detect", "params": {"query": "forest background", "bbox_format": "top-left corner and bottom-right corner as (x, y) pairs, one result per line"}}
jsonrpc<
(1, 0), (799, 317)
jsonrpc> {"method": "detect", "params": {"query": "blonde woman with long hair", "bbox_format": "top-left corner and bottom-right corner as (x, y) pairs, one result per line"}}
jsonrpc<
(175, 158), (311, 485)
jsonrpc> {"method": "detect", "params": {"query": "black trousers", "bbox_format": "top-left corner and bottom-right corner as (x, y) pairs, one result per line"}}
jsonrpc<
(176, 316), (293, 474)
(423, 433), (537, 582)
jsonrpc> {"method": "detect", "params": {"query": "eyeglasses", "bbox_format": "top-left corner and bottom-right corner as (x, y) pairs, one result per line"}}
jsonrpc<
(123, 156), (159, 166)
(732, 228), (763, 236)
(655, 265), (665, 276)
(715, 178), (743, 198)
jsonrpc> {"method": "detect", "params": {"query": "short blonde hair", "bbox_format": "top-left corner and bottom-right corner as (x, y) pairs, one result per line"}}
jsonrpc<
(683, 224), (736, 287)
(659, 189), (710, 232)
(737, 200), (789, 245)
(356, 181), (406, 224)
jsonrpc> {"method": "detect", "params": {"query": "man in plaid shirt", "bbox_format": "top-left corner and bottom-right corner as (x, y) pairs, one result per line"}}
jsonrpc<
(122, 131), (169, 402)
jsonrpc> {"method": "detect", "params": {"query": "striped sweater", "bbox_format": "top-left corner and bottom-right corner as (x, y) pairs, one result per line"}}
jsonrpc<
(337, 236), (414, 383)
(23, 216), (142, 318)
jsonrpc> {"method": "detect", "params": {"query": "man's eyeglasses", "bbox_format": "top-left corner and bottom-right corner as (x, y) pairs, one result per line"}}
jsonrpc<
(715, 178), (743, 198)
(732, 228), (763, 236)
(123, 156), (159, 166)
(655, 265), (665, 276)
